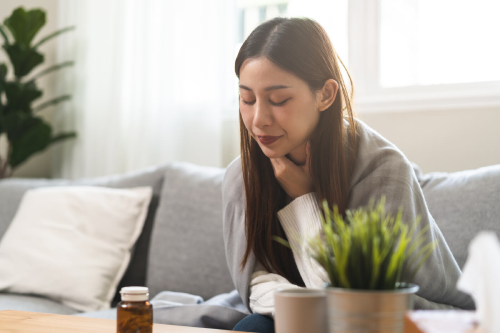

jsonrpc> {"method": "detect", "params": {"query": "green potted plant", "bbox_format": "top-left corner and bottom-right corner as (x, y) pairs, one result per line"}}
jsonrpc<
(308, 196), (437, 333)
(0, 7), (76, 178)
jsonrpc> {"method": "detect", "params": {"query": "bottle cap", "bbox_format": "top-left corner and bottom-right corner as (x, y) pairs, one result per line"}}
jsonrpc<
(120, 286), (149, 302)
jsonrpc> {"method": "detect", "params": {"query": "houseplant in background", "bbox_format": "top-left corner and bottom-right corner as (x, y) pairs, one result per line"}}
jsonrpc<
(309, 196), (437, 333)
(0, 7), (76, 179)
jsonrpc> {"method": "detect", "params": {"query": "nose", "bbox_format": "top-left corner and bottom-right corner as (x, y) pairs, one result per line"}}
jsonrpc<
(253, 99), (273, 129)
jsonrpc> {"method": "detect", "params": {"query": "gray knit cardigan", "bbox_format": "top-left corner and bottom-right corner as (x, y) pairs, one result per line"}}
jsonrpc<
(222, 118), (474, 312)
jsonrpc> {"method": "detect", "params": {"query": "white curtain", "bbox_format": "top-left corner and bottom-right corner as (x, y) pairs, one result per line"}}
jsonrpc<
(52, 0), (237, 178)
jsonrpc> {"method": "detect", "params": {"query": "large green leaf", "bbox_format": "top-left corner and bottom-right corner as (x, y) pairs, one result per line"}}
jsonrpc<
(28, 61), (74, 83)
(2, 112), (75, 168)
(34, 95), (71, 112)
(2, 112), (30, 140)
(0, 26), (10, 45)
(0, 63), (6, 113)
(51, 131), (76, 144)
(3, 43), (44, 77)
(8, 116), (52, 168)
(33, 26), (75, 49)
(4, 81), (42, 113)
(0, 62), (6, 82)
(3, 8), (46, 48)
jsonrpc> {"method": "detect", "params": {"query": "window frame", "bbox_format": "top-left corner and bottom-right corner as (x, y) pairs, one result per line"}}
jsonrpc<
(348, 0), (500, 113)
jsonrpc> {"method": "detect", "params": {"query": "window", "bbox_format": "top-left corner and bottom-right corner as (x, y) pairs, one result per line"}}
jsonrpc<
(380, 0), (500, 87)
(350, 0), (500, 112)
(236, 0), (348, 61)
(231, 0), (500, 114)
(238, 0), (288, 43)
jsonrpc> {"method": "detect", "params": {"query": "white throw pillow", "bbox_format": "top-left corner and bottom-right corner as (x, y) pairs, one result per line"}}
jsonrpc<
(0, 186), (152, 312)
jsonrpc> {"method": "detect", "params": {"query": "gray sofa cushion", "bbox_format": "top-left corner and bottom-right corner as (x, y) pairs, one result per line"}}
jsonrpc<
(147, 162), (235, 301)
(0, 164), (168, 310)
(413, 163), (500, 269)
(0, 292), (80, 314)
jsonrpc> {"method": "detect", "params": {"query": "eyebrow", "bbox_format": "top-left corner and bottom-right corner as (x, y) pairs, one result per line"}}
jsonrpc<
(239, 84), (292, 92)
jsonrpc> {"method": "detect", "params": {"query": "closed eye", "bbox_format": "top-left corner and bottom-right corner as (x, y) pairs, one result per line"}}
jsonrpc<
(270, 98), (291, 106)
(242, 99), (256, 105)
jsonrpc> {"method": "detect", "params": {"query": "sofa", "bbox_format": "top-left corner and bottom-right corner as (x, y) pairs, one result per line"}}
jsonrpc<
(0, 160), (498, 317)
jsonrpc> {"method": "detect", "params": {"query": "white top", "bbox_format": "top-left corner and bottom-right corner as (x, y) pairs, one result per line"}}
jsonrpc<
(249, 193), (330, 316)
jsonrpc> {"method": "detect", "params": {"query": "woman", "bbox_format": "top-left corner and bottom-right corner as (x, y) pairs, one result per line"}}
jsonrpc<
(222, 17), (474, 333)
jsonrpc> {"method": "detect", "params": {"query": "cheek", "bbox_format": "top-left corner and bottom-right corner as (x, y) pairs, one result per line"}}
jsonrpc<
(276, 104), (316, 139)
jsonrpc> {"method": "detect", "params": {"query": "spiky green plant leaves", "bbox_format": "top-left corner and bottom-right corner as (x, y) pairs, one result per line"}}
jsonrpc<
(308, 196), (437, 290)
(275, 196), (438, 290)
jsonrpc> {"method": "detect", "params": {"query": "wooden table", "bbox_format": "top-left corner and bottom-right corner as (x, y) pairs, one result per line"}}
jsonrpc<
(0, 310), (239, 333)
(0, 309), (487, 333)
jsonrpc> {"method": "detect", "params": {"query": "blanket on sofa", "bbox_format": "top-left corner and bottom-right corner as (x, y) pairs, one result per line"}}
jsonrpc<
(75, 289), (249, 330)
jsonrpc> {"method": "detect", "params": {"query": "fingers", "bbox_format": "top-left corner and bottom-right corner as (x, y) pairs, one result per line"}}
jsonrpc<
(270, 158), (284, 177)
(270, 156), (293, 178)
(270, 157), (279, 174)
(275, 156), (294, 167)
(270, 149), (313, 199)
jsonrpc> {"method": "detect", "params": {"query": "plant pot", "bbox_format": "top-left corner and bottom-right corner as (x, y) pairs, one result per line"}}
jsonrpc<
(325, 283), (419, 333)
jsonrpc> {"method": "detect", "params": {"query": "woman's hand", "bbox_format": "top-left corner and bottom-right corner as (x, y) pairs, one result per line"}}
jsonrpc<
(270, 142), (314, 199)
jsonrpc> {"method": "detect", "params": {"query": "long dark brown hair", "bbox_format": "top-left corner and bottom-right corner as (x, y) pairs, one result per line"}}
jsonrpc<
(235, 17), (358, 286)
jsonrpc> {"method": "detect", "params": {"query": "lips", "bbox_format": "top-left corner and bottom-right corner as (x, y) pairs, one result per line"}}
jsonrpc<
(256, 135), (282, 145)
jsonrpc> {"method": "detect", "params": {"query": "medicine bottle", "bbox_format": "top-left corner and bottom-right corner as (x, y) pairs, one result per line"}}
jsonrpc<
(117, 286), (153, 333)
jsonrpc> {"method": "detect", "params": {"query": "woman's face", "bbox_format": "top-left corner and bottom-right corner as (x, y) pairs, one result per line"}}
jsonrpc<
(238, 57), (323, 159)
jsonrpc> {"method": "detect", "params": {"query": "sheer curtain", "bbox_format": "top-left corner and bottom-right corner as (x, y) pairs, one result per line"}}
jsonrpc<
(52, 0), (237, 178)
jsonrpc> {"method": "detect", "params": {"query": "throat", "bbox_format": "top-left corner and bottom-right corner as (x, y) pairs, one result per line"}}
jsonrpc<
(287, 143), (307, 166)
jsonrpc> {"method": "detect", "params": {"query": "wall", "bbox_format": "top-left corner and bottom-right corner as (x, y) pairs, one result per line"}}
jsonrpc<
(222, 106), (500, 173)
(358, 107), (500, 173)
(0, 0), (59, 178)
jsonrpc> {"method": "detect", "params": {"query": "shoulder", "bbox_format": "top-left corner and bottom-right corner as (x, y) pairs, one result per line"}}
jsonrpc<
(349, 117), (417, 190)
(351, 117), (407, 160)
(347, 119), (424, 221)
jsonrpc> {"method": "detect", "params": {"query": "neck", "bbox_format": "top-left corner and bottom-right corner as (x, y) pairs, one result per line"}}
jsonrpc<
(286, 142), (307, 165)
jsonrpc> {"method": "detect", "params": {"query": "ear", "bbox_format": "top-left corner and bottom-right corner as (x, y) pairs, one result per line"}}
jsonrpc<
(317, 79), (339, 112)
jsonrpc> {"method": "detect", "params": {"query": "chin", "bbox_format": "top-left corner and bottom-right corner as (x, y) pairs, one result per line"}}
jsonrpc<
(259, 145), (289, 159)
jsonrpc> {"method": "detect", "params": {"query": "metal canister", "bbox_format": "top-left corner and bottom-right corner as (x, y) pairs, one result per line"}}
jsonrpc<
(326, 284), (419, 333)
